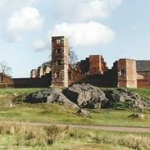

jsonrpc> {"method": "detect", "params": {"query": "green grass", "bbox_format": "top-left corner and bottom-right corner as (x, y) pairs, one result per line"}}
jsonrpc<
(0, 88), (43, 95)
(0, 88), (150, 149)
(0, 103), (150, 127)
(0, 88), (150, 128)
(130, 88), (150, 100)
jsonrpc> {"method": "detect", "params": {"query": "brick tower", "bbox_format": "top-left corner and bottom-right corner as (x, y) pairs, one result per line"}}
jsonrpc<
(51, 36), (70, 87)
(118, 59), (137, 88)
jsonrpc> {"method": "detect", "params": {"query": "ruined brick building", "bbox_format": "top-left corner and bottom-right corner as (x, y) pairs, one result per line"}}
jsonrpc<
(1, 36), (150, 88)
(30, 36), (150, 89)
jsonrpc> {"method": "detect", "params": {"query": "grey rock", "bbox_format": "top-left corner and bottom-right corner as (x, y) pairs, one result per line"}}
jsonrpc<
(47, 88), (79, 109)
(65, 84), (109, 109)
(111, 93), (125, 102)
(6, 100), (13, 107)
(129, 113), (145, 119)
(26, 88), (79, 109)
(76, 109), (90, 117)
(104, 88), (150, 111)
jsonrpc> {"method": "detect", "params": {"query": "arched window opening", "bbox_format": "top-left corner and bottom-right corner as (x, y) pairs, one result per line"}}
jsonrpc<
(56, 60), (61, 66)
(55, 72), (60, 78)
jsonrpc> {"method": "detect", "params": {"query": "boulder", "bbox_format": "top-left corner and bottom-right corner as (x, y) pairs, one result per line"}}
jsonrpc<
(6, 100), (13, 107)
(26, 88), (79, 109)
(47, 88), (79, 109)
(76, 109), (90, 117)
(128, 113), (145, 119)
(26, 89), (52, 103)
(65, 84), (109, 109)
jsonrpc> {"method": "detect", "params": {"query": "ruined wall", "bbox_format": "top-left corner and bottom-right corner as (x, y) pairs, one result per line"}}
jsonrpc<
(68, 71), (115, 87)
(68, 69), (87, 86)
(137, 72), (150, 80)
(118, 59), (137, 88)
(67, 54), (110, 87)
(31, 69), (37, 78)
(43, 66), (51, 75)
(79, 58), (89, 74)
(12, 74), (51, 88)
(111, 61), (119, 87)
(89, 55), (107, 74)
(37, 67), (44, 78)
(137, 79), (150, 88)
(137, 72), (150, 88)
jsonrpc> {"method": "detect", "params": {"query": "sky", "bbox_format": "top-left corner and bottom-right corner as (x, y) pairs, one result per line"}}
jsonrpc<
(0, 0), (150, 78)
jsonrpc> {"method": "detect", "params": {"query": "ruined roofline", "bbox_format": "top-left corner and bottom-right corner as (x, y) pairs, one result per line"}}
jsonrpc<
(89, 55), (102, 57)
(112, 58), (136, 67)
(136, 60), (150, 62)
(136, 60), (150, 72)
(51, 36), (65, 39)
(118, 58), (135, 61)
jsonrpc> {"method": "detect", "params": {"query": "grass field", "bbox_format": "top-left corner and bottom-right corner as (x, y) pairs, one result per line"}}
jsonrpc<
(0, 88), (150, 127)
(0, 88), (150, 149)
(1, 103), (150, 127)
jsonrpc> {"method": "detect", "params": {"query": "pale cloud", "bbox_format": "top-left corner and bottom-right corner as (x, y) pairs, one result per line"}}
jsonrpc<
(54, 0), (122, 21)
(4, 7), (43, 41)
(77, 0), (121, 20)
(1, 0), (122, 45)
(49, 21), (115, 46)
(0, 0), (37, 13)
(33, 39), (49, 51)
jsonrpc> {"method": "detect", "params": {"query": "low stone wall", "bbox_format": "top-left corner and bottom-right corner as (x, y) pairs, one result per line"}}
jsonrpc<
(12, 76), (51, 88)
(0, 83), (14, 88)
(69, 72), (116, 87)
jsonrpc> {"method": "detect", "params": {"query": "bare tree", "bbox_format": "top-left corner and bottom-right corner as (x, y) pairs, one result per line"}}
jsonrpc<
(70, 50), (78, 67)
(0, 61), (12, 77)
(42, 60), (52, 67)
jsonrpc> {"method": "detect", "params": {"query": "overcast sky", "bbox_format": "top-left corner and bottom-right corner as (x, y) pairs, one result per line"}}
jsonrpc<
(0, 0), (150, 77)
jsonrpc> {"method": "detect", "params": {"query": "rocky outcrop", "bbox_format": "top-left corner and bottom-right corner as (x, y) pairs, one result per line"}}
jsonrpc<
(104, 88), (150, 111)
(64, 84), (109, 109)
(26, 89), (50, 103)
(26, 88), (79, 109)
(25, 84), (150, 111)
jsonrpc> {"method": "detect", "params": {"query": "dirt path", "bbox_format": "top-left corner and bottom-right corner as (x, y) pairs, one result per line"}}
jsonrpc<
(1, 121), (150, 133)
(68, 124), (150, 132)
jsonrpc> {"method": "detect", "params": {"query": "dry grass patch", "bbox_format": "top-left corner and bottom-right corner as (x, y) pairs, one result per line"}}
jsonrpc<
(0, 121), (69, 147)
(93, 132), (150, 149)
(0, 122), (150, 149)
